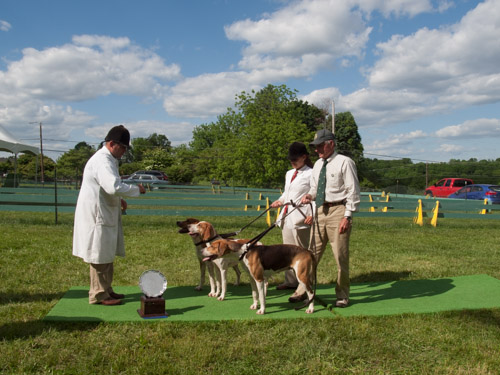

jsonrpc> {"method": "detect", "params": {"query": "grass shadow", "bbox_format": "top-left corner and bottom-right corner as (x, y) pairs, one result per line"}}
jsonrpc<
(0, 292), (64, 305)
(0, 320), (101, 341)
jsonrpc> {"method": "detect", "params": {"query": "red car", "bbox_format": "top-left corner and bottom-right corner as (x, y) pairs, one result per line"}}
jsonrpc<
(425, 178), (474, 197)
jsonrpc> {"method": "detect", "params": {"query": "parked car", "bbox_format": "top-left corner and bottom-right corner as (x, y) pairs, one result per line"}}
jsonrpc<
(425, 178), (474, 197)
(127, 170), (168, 181)
(124, 174), (170, 187)
(447, 184), (500, 204)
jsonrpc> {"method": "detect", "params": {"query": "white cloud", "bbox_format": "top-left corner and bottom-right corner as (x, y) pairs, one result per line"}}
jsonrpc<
(0, 35), (181, 103)
(435, 118), (500, 138)
(304, 0), (500, 129)
(0, 99), (95, 142)
(165, 0), (376, 118)
(85, 120), (195, 145)
(369, 129), (427, 149)
(163, 71), (261, 118)
(301, 87), (341, 111)
(226, 0), (370, 59)
(440, 143), (465, 153)
(354, 0), (434, 18)
(369, 0), (500, 101)
(362, 128), (431, 158)
(0, 20), (11, 32)
(0, 35), (184, 148)
(165, 0), (453, 124)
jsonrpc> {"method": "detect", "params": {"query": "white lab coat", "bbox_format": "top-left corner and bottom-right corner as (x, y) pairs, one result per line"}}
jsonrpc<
(72, 146), (140, 264)
(276, 166), (315, 229)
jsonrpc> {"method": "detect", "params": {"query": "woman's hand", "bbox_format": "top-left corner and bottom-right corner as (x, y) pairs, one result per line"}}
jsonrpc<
(271, 200), (283, 208)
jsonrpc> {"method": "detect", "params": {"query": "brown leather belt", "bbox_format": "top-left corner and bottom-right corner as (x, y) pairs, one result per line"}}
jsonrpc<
(323, 200), (346, 207)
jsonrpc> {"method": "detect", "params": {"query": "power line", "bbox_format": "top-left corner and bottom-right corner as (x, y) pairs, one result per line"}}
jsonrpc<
(363, 152), (443, 164)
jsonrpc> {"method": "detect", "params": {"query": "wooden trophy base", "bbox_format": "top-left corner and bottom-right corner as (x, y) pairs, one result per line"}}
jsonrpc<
(137, 295), (168, 318)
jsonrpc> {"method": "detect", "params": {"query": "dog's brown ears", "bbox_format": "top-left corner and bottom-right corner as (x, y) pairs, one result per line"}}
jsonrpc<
(198, 222), (216, 241)
(215, 241), (227, 257)
(228, 240), (244, 252)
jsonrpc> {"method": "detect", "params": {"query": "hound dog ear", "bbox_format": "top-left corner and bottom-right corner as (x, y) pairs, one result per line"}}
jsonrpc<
(228, 240), (243, 252)
(199, 221), (216, 240)
(215, 241), (228, 257)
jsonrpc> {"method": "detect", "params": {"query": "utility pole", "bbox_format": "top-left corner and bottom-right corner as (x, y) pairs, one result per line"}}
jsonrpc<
(30, 121), (44, 184)
(425, 162), (428, 189)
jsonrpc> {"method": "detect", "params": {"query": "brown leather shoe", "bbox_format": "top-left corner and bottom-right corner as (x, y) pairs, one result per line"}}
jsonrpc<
(109, 291), (125, 299)
(334, 298), (349, 308)
(100, 298), (122, 306)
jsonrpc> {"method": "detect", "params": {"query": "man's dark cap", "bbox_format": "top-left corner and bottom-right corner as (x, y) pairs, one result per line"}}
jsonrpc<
(287, 142), (309, 160)
(105, 125), (130, 147)
(309, 129), (335, 147)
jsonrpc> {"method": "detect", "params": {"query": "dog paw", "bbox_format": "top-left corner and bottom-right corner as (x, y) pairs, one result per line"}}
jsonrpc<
(256, 309), (265, 315)
(195, 286), (202, 291)
(208, 292), (217, 297)
(217, 296), (225, 301)
(250, 303), (258, 310)
(305, 307), (314, 314)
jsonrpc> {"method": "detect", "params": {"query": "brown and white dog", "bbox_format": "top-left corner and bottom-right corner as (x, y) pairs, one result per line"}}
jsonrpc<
(177, 218), (244, 300)
(202, 239), (316, 314)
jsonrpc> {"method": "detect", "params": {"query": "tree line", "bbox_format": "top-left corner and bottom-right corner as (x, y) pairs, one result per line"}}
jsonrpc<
(2, 84), (499, 191)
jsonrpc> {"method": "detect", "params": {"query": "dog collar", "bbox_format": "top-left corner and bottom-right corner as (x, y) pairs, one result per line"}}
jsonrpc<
(195, 235), (219, 247)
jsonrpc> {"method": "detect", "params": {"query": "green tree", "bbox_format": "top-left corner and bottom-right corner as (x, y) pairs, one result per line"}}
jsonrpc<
(17, 153), (56, 181)
(329, 111), (364, 164)
(230, 84), (313, 187)
(165, 144), (196, 183)
(141, 147), (174, 172)
(288, 100), (327, 132)
(129, 133), (172, 162)
(56, 142), (95, 182)
(188, 84), (348, 187)
(190, 109), (245, 182)
(0, 157), (13, 175)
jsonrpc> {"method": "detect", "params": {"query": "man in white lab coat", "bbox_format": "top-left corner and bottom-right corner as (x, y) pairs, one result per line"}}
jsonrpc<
(73, 125), (146, 305)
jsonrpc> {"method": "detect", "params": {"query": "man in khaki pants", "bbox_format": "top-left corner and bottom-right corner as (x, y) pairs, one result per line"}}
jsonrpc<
(300, 129), (360, 307)
(73, 125), (146, 305)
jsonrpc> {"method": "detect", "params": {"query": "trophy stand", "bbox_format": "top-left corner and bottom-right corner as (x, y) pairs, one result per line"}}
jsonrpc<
(137, 270), (168, 319)
(138, 296), (167, 318)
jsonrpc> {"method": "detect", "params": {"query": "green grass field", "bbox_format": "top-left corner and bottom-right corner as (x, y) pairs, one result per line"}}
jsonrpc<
(1, 212), (500, 374)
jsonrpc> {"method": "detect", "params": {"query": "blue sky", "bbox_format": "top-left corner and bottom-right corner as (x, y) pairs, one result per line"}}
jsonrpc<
(1, 0), (499, 163)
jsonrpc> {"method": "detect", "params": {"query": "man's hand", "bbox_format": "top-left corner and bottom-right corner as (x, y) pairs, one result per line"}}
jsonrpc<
(138, 184), (146, 194)
(120, 199), (128, 211)
(339, 217), (351, 234)
(304, 215), (313, 226)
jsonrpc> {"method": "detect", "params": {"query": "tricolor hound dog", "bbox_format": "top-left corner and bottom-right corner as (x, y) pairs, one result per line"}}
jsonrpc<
(202, 239), (316, 314)
(177, 218), (247, 300)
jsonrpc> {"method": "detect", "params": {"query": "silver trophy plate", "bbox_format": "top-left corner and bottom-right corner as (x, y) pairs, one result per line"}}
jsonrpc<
(139, 270), (167, 298)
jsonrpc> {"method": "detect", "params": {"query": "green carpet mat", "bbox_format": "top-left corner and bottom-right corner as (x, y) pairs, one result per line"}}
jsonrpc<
(44, 274), (500, 322)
